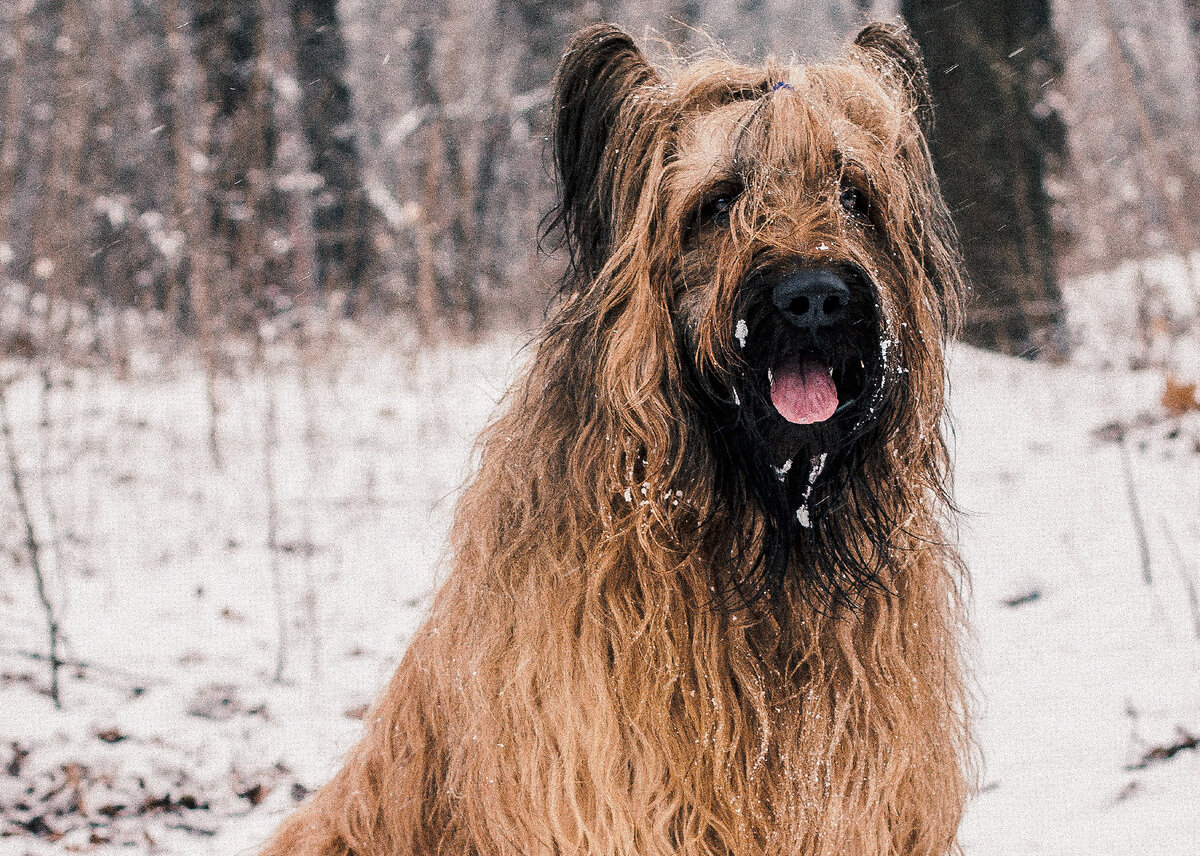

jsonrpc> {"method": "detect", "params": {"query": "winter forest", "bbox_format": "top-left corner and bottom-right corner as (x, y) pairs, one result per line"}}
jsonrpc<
(2, 0), (1200, 852)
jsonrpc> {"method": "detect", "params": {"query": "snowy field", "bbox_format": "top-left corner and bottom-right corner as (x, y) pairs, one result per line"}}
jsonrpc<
(2, 265), (1199, 854)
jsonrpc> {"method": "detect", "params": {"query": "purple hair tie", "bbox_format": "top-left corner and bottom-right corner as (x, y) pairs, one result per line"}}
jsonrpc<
(771, 81), (794, 92)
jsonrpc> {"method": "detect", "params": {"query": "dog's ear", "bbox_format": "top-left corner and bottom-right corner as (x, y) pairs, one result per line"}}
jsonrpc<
(851, 22), (933, 131)
(551, 24), (659, 277)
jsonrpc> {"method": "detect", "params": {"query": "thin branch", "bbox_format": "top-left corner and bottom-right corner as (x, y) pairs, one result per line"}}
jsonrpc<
(299, 355), (321, 681)
(6, 647), (152, 685)
(1158, 517), (1200, 641)
(36, 368), (65, 591)
(1116, 433), (1153, 586)
(260, 347), (287, 684)
(0, 378), (62, 707)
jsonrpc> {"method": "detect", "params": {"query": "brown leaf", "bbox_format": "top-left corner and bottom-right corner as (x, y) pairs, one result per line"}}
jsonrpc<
(1162, 375), (1199, 416)
(237, 782), (272, 806)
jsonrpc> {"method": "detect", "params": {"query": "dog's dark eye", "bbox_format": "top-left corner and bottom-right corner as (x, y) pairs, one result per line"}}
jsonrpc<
(697, 192), (738, 228)
(839, 185), (868, 217)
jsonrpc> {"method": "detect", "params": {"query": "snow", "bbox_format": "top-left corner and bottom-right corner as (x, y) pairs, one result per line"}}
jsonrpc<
(951, 345), (1200, 855)
(0, 327), (523, 854)
(795, 452), (827, 529)
(1, 284), (1198, 853)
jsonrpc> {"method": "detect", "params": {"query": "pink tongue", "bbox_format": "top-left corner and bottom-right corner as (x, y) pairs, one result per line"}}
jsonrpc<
(770, 355), (839, 424)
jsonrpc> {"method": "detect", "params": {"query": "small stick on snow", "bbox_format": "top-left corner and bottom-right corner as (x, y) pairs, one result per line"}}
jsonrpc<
(1117, 434), (1153, 586)
(1158, 518), (1200, 641)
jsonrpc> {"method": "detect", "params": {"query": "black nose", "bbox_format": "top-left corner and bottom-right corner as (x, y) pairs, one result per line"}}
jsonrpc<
(772, 269), (851, 331)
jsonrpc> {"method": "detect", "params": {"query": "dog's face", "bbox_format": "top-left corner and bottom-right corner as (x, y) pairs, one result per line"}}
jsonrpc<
(550, 24), (962, 603)
(668, 87), (892, 463)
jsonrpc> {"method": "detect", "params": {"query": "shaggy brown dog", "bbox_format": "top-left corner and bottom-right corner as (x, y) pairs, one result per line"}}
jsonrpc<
(262, 22), (971, 856)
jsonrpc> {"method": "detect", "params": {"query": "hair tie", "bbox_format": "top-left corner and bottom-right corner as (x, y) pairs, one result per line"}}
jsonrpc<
(771, 81), (794, 92)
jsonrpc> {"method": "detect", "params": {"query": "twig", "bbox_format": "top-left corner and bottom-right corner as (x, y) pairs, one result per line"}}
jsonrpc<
(260, 350), (287, 683)
(0, 379), (62, 707)
(5, 647), (154, 685)
(299, 353), (321, 681)
(1158, 518), (1200, 641)
(36, 367), (65, 600)
(1125, 728), (1200, 770)
(1116, 434), (1153, 586)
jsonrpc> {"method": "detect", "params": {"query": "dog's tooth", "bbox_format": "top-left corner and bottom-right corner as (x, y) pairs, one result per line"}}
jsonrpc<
(735, 318), (749, 348)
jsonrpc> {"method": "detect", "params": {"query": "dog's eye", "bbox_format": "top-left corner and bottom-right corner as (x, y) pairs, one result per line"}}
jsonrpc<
(697, 192), (738, 228)
(839, 185), (868, 217)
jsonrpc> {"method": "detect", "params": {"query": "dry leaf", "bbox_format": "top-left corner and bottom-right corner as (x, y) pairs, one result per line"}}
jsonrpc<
(1162, 375), (1199, 416)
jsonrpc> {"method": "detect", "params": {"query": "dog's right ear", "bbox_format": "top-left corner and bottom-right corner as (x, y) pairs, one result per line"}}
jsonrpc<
(551, 24), (659, 278)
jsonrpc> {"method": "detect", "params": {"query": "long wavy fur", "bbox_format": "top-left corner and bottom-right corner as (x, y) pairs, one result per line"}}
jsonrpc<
(262, 21), (972, 856)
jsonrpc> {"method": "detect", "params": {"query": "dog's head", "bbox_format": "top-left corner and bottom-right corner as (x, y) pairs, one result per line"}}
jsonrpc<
(547, 24), (963, 606)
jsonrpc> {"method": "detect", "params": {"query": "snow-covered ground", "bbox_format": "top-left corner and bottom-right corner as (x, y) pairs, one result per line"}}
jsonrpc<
(1, 289), (1198, 854)
(952, 348), (1200, 855)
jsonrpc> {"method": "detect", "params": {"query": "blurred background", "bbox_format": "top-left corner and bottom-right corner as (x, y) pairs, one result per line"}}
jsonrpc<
(0, 0), (1198, 356)
(1, 2), (1199, 855)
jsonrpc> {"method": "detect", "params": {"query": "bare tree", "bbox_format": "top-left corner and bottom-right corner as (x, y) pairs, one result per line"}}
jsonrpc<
(164, 0), (227, 467)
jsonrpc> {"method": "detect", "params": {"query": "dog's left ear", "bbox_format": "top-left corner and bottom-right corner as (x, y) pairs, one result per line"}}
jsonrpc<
(551, 24), (660, 277)
(851, 22), (933, 131)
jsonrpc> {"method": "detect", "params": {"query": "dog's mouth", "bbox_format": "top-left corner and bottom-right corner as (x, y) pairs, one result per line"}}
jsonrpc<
(755, 264), (875, 430)
(768, 348), (869, 425)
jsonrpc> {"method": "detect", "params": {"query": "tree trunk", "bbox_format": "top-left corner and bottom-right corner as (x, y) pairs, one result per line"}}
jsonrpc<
(0, 0), (34, 273)
(290, 0), (378, 304)
(900, 0), (1068, 357)
(1186, 0), (1200, 46)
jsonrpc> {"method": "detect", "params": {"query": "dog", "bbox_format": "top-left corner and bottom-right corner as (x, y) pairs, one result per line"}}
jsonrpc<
(261, 21), (971, 856)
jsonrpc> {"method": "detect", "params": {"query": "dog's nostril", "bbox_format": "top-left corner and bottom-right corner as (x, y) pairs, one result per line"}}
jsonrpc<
(791, 296), (810, 315)
(823, 296), (842, 315)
